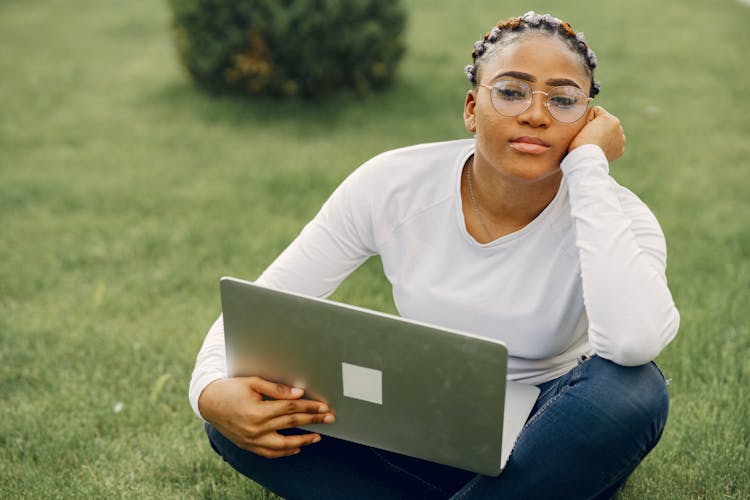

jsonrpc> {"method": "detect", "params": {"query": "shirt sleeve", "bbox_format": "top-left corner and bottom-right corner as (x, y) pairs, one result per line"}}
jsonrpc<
(188, 168), (378, 420)
(254, 165), (378, 297)
(561, 144), (680, 366)
(188, 315), (226, 420)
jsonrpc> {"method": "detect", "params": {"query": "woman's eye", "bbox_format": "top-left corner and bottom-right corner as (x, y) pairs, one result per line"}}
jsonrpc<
(550, 95), (577, 107)
(495, 87), (526, 100)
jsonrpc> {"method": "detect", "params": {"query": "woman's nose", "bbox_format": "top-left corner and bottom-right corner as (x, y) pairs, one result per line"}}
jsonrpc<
(517, 92), (551, 127)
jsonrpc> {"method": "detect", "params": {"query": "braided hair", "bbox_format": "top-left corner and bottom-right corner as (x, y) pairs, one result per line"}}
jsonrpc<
(465, 11), (601, 98)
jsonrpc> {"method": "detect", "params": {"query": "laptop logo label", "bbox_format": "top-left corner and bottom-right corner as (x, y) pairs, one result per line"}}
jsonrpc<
(341, 362), (383, 405)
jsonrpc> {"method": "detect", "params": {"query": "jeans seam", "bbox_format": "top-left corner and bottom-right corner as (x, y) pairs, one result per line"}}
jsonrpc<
(449, 473), (483, 500)
(535, 380), (560, 403)
(651, 360), (670, 385)
(515, 363), (582, 445)
(368, 448), (448, 496)
(514, 387), (565, 449)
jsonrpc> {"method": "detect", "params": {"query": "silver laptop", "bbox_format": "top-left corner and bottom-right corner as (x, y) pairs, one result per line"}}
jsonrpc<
(220, 276), (540, 476)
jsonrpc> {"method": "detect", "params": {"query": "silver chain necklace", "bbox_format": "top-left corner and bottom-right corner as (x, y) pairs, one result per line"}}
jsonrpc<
(466, 161), (493, 241)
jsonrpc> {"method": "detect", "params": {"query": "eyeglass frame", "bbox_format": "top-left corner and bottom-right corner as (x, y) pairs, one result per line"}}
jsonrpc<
(477, 79), (594, 123)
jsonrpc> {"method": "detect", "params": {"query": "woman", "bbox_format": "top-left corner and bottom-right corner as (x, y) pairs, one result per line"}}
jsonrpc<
(189, 11), (679, 499)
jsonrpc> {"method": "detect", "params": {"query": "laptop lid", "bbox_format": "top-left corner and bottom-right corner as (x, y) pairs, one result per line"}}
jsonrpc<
(220, 276), (539, 476)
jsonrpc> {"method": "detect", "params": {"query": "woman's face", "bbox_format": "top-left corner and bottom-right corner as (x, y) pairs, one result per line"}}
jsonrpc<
(464, 35), (592, 182)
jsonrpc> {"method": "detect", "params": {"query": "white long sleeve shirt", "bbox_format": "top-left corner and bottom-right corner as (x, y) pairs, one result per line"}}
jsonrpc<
(189, 140), (679, 420)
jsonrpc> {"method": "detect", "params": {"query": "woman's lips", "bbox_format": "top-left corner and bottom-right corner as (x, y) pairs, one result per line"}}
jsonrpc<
(509, 136), (551, 155)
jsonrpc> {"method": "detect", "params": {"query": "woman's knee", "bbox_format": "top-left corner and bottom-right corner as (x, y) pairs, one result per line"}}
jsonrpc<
(583, 356), (670, 442)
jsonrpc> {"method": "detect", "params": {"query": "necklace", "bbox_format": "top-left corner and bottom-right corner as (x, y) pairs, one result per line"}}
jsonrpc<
(466, 160), (493, 242)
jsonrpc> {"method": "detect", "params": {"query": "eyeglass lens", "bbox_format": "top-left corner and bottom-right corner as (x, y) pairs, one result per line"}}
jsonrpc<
(490, 79), (588, 123)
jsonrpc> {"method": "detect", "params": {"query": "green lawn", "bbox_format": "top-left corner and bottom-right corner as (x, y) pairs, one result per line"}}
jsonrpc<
(1, 0), (748, 498)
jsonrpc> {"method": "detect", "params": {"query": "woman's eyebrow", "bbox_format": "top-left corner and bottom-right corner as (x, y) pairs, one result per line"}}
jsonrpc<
(546, 78), (581, 89)
(490, 70), (535, 82)
(489, 72), (583, 90)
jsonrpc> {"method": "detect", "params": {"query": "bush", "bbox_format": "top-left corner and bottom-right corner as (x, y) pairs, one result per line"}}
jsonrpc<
(168, 0), (407, 98)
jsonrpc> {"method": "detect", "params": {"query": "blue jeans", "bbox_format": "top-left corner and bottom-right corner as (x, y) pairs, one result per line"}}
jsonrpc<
(204, 356), (669, 499)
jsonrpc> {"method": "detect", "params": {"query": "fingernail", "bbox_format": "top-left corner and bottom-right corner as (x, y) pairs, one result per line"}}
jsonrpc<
(324, 415), (335, 424)
(318, 405), (329, 413)
(311, 436), (321, 444)
(291, 388), (304, 396)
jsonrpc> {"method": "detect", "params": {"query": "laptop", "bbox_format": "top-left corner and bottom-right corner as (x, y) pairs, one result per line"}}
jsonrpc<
(220, 276), (540, 476)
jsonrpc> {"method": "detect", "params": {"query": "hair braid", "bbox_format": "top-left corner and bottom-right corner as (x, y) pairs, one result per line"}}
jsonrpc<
(464, 11), (601, 97)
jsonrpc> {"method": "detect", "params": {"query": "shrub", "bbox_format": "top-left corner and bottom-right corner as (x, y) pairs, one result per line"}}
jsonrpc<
(168, 0), (407, 98)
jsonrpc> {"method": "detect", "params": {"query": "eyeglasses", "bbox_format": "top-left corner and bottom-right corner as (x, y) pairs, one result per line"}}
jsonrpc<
(478, 79), (593, 123)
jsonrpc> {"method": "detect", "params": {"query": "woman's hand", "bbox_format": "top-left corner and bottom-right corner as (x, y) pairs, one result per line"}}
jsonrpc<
(198, 376), (335, 458)
(569, 106), (626, 163)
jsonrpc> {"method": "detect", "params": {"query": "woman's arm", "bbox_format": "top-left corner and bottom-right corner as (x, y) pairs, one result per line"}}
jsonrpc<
(188, 315), (227, 419)
(189, 166), (378, 421)
(562, 109), (679, 365)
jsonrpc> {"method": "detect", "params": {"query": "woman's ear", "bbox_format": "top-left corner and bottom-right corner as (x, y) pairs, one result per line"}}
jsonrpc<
(464, 90), (477, 133)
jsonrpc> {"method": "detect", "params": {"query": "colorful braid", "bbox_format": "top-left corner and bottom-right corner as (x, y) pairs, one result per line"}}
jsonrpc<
(464, 11), (601, 97)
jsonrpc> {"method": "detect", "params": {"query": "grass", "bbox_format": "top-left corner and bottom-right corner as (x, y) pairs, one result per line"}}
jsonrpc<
(1, 0), (748, 498)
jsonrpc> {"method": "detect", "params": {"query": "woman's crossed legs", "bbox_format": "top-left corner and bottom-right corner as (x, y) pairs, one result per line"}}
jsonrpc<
(205, 356), (669, 499)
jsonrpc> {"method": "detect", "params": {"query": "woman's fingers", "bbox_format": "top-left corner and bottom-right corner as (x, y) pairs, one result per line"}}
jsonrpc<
(263, 405), (335, 430)
(200, 376), (334, 457)
(245, 377), (333, 424)
(262, 397), (332, 418)
(569, 105), (625, 162)
(262, 430), (323, 451)
(248, 446), (302, 459)
(247, 376), (306, 400)
(246, 431), (324, 458)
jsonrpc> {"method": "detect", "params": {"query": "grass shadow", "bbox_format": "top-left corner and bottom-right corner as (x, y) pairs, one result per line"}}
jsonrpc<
(139, 73), (445, 140)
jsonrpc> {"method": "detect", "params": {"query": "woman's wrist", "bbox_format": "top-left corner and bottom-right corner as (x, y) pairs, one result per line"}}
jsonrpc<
(193, 376), (226, 422)
(562, 144), (609, 177)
